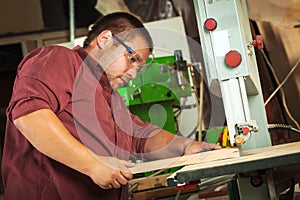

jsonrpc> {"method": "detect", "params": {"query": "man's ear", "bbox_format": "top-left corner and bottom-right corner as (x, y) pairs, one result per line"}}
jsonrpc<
(97, 30), (113, 49)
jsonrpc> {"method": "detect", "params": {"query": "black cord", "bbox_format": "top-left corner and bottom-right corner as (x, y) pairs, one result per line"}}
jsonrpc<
(168, 0), (180, 16)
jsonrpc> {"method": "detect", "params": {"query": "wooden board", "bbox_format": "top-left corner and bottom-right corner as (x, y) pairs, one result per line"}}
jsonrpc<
(131, 185), (199, 200)
(130, 148), (239, 174)
(129, 174), (171, 191)
(173, 141), (300, 183)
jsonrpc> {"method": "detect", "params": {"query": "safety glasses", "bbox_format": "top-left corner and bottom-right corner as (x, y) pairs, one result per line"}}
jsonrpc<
(112, 35), (154, 74)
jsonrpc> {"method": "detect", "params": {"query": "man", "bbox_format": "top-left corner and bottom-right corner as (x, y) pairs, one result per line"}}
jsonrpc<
(2, 12), (220, 199)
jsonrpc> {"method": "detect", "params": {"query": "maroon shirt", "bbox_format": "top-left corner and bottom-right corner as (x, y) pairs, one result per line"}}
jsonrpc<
(2, 45), (160, 200)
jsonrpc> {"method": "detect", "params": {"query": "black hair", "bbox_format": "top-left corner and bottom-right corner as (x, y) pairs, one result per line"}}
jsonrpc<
(83, 12), (153, 51)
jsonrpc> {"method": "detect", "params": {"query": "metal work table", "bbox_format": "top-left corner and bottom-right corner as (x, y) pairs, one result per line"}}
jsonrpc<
(169, 141), (300, 184)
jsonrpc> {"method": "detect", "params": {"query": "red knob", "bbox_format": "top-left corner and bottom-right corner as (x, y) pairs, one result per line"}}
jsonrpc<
(204, 18), (217, 31)
(252, 35), (264, 50)
(225, 50), (242, 67)
(242, 127), (250, 135)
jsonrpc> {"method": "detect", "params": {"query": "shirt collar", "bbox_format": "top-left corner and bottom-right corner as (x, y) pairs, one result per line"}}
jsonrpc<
(73, 45), (111, 90)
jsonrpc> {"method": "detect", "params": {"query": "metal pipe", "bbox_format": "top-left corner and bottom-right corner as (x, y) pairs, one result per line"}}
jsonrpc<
(198, 67), (204, 142)
(69, 0), (75, 43)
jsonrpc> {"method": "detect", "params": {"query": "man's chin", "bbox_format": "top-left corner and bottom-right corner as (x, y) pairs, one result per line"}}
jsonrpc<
(111, 81), (126, 90)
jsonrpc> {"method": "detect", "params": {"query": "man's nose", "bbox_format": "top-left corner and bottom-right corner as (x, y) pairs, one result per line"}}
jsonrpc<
(127, 68), (138, 80)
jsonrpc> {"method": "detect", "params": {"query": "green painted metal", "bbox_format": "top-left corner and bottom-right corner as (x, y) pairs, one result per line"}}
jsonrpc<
(129, 101), (176, 133)
(205, 127), (224, 144)
(118, 55), (192, 134)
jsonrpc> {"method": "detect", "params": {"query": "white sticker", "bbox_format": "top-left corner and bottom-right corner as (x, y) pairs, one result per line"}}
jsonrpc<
(212, 30), (230, 57)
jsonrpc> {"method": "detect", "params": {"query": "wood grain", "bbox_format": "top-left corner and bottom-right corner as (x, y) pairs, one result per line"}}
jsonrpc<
(177, 141), (300, 175)
(130, 148), (240, 174)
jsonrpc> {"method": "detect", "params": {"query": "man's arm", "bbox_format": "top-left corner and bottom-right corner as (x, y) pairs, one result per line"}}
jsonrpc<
(143, 129), (221, 160)
(13, 108), (134, 189)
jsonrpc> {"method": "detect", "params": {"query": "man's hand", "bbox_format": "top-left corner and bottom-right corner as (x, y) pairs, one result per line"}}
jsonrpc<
(88, 156), (135, 189)
(184, 141), (222, 155)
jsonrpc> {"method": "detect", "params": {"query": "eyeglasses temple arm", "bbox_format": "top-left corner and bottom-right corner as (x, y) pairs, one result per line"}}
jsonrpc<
(112, 35), (134, 54)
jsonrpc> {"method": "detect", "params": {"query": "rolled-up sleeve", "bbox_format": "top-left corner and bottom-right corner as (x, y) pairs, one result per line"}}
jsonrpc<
(7, 46), (76, 122)
(7, 77), (57, 121)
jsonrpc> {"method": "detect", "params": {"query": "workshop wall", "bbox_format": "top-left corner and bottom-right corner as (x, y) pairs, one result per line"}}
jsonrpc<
(0, 0), (44, 35)
(0, 0), (299, 149)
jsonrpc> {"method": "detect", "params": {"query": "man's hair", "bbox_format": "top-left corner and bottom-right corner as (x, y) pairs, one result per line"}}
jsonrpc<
(83, 12), (153, 51)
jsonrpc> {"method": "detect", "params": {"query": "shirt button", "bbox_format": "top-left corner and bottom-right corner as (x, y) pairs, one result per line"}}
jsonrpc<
(103, 85), (108, 89)
(117, 127), (121, 131)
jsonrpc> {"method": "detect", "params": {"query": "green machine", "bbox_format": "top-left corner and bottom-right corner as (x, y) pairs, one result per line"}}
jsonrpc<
(118, 50), (192, 134)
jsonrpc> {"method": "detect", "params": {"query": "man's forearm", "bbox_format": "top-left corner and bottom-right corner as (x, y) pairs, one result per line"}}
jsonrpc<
(143, 129), (192, 160)
(13, 108), (135, 189)
(13, 108), (99, 176)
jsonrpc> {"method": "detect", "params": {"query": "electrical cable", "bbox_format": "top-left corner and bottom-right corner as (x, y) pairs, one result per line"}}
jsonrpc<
(189, 63), (205, 141)
(181, 123), (199, 139)
(268, 124), (300, 135)
(168, 0), (180, 16)
(260, 49), (300, 130)
(140, 53), (155, 84)
(263, 54), (300, 106)
(174, 96), (199, 139)
(174, 97), (188, 133)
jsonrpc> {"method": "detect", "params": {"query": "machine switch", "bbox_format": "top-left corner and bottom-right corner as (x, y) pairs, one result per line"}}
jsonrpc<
(242, 126), (250, 135)
(252, 35), (264, 50)
(204, 18), (217, 31)
(225, 50), (242, 67)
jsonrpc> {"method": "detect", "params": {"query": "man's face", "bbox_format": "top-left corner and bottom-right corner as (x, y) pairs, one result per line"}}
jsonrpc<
(105, 36), (150, 90)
